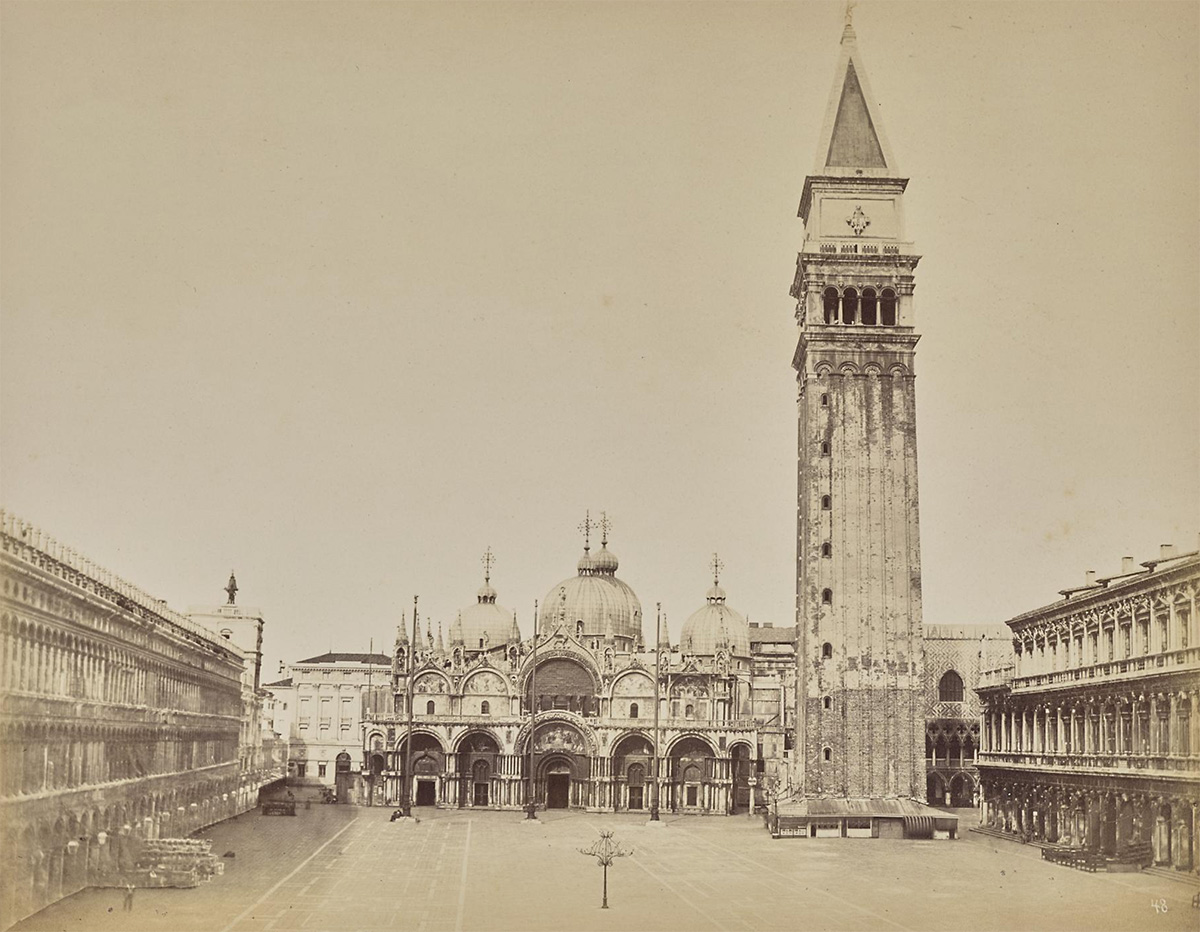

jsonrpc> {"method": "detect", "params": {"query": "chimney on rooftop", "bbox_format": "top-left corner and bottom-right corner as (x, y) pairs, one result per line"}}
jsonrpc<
(1160, 543), (1177, 560)
(1085, 570), (1097, 586)
(1121, 556), (1136, 575)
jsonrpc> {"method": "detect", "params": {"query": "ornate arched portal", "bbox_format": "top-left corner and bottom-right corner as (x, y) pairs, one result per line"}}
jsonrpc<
(395, 732), (446, 807)
(456, 731), (501, 808)
(519, 717), (594, 809)
(668, 735), (717, 812)
(611, 733), (653, 811)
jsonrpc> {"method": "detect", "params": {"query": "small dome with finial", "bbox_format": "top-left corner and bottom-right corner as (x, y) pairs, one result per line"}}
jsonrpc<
(680, 554), (750, 657)
(458, 547), (514, 650)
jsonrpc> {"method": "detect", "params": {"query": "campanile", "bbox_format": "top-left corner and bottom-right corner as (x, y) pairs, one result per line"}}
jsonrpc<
(792, 17), (925, 801)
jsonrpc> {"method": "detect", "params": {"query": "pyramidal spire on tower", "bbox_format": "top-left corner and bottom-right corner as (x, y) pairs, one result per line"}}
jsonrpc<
(809, 4), (898, 181)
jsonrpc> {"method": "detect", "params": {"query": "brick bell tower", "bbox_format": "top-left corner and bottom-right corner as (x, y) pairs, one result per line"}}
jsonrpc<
(792, 16), (925, 802)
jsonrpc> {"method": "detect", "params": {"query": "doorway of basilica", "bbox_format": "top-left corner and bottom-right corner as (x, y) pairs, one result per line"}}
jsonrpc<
(543, 757), (572, 809)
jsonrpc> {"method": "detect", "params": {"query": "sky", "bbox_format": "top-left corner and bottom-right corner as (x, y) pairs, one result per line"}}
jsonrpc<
(2, 1), (1197, 679)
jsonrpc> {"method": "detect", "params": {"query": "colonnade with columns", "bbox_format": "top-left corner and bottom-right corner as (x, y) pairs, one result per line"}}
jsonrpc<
(978, 774), (1197, 873)
(981, 688), (1198, 765)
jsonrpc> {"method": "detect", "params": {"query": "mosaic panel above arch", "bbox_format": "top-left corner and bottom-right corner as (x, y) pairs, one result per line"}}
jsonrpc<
(463, 670), (508, 695)
(612, 671), (654, 697)
(413, 672), (449, 693)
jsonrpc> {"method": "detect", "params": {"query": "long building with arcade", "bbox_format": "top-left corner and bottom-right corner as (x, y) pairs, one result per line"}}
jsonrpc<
(0, 512), (282, 930)
(976, 541), (1200, 874)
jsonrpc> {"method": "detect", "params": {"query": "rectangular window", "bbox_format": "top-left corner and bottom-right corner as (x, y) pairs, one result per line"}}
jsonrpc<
(296, 763), (306, 777)
(318, 762), (327, 777)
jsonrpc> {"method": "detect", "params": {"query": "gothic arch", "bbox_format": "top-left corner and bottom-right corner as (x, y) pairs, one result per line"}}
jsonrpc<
(609, 669), (655, 699)
(665, 732), (717, 758)
(394, 728), (447, 753)
(461, 668), (511, 697)
(452, 728), (503, 754)
(411, 669), (453, 694)
(518, 648), (602, 694)
(609, 730), (655, 756)
(513, 711), (598, 757)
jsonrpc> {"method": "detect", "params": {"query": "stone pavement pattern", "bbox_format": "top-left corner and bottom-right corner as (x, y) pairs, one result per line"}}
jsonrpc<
(13, 806), (1198, 932)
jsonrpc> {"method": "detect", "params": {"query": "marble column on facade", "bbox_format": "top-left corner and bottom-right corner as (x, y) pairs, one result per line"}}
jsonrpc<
(1149, 695), (1160, 756)
(1190, 689), (1200, 756)
(1168, 693), (1179, 757)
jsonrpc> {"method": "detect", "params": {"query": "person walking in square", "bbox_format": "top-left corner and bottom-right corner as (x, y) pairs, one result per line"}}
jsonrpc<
(123, 883), (135, 912)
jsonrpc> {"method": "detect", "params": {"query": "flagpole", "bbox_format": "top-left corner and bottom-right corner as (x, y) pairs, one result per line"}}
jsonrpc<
(525, 600), (539, 820)
(651, 601), (661, 822)
(402, 595), (418, 818)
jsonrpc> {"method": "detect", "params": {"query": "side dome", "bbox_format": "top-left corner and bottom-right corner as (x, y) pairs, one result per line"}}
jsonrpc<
(539, 540), (642, 645)
(457, 575), (515, 651)
(680, 581), (750, 657)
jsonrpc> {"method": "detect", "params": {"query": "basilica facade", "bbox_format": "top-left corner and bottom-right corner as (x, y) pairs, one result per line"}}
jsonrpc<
(362, 528), (772, 815)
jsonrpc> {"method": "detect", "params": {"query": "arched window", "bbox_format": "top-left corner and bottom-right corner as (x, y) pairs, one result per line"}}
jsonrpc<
(823, 747), (832, 762)
(820, 441), (830, 456)
(629, 702), (639, 719)
(861, 288), (877, 325)
(842, 288), (858, 325)
(823, 287), (839, 324)
(821, 494), (831, 510)
(821, 642), (833, 660)
(821, 542), (832, 558)
(823, 696), (832, 710)
(426, 700), (435, 715)
(821, 588), (833, 605)
(480, 700), (490, 715)
(881, 288), (897, 326)
(938, 670), (964, 702)
(685, 703), (695, 719)
(820, 393), (829, 406)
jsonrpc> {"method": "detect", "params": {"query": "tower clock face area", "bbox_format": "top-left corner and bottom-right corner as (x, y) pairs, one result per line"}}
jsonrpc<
(792, 20), (926, 802)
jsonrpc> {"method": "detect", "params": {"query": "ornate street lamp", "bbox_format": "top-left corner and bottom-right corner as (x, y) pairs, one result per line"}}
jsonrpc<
(578, 830), (633, 909)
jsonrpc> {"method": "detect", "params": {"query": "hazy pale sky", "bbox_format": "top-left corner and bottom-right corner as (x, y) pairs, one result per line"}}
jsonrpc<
(2, 1), (1197, 677)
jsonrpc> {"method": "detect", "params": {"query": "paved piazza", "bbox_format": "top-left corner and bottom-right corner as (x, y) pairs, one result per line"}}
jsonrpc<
(14, 807), (1198, 932)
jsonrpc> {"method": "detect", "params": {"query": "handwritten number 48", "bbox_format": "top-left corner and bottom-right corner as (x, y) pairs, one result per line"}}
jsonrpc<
(1151, 899), (1168, 914)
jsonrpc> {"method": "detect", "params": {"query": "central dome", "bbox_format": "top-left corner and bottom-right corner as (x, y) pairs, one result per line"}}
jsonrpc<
(539, 540), (643, 645)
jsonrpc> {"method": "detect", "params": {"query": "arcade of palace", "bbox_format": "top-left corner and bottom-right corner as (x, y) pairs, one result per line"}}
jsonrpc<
(0, 512), (286, 931)
(977, 542), (1200, 872)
